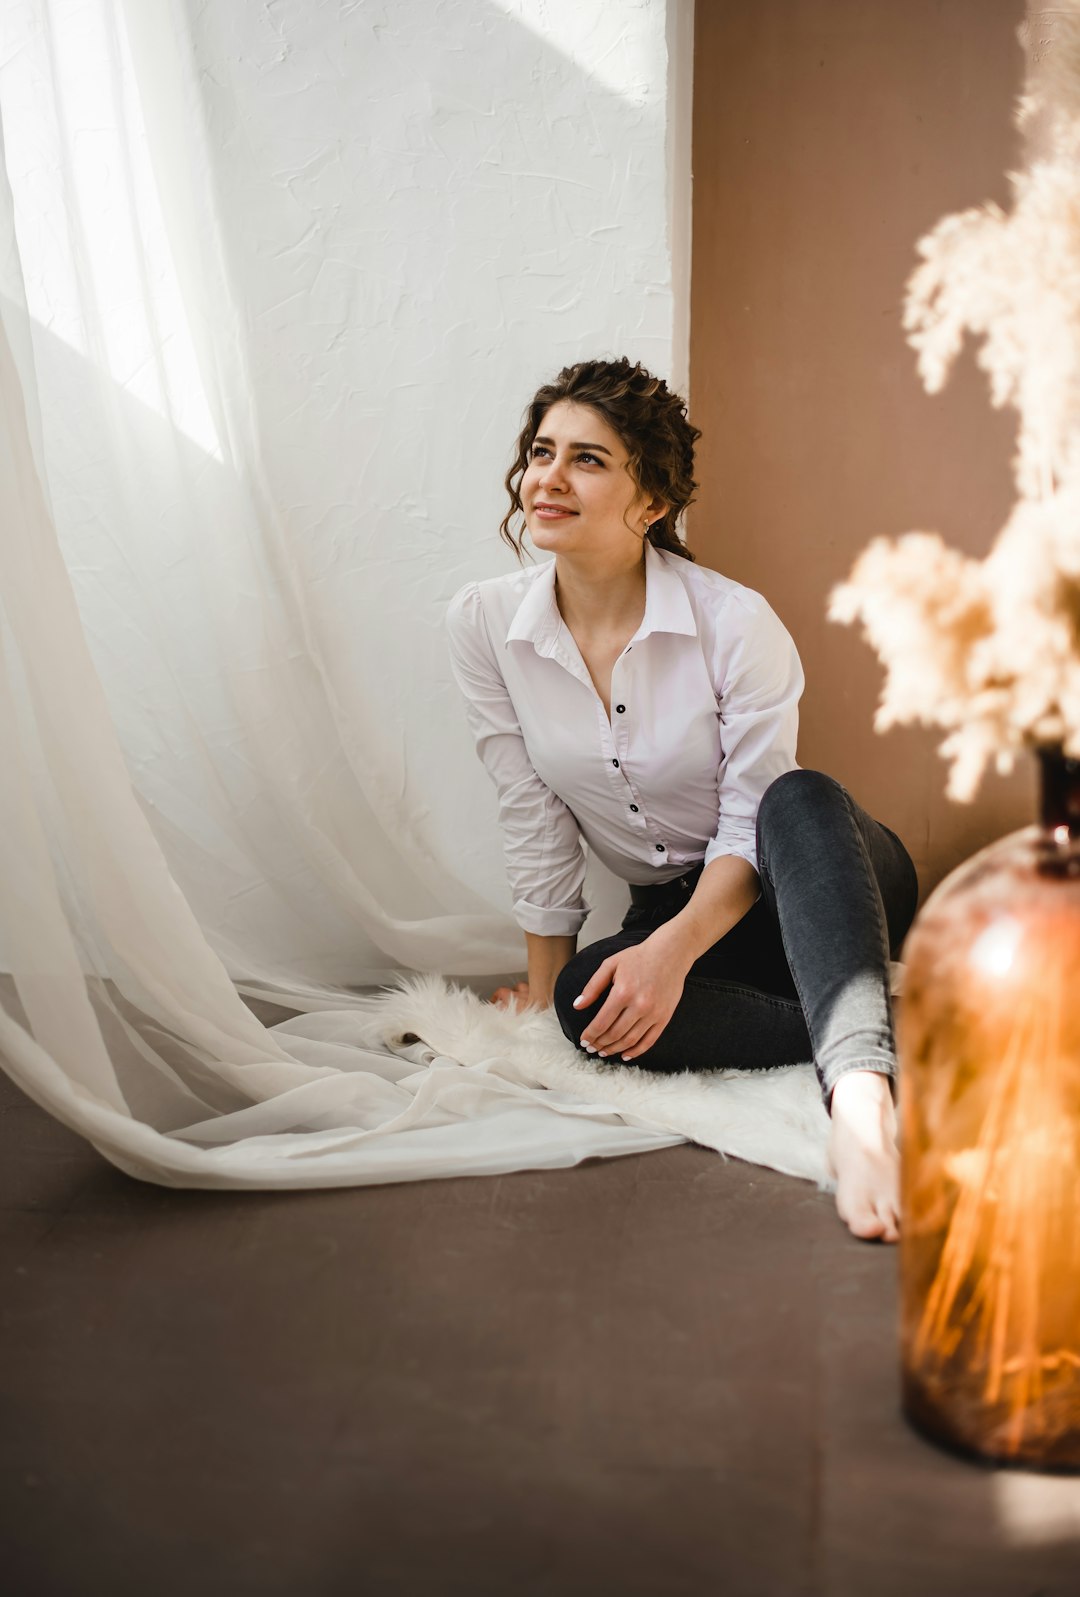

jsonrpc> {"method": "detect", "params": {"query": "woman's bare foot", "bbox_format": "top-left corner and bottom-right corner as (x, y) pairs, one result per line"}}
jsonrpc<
(827, 1069), (901, 1243)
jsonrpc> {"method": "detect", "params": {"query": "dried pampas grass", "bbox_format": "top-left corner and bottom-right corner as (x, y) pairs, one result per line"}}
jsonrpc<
(828, 5), (1080, 801)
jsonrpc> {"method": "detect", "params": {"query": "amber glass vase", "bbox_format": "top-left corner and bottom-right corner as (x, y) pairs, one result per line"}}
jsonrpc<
(897, 743), (1080, 1469)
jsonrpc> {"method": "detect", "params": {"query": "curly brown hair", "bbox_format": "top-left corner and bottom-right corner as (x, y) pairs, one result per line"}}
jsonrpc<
(499, 356), (701, 563)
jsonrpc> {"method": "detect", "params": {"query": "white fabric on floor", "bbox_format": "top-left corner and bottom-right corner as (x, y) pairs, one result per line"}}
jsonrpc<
(327, 974), (841, 1189)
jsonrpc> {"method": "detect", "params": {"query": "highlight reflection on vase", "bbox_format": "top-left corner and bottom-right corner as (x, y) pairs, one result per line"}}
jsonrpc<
(897, 746), (1080, 1470)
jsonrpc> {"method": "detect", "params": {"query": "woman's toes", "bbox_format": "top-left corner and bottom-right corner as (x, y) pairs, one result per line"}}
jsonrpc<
(832, 1163), (901, 1242)
(838, 1192), (901, 1243)
(877, 1201), (901, 1243)
(845, 1201), (886, 1241)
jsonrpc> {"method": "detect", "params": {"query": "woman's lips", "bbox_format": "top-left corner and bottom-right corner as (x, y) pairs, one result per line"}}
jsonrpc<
(533, 505), (578, 519)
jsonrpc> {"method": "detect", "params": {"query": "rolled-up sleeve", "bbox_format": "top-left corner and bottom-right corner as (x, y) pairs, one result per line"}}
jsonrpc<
(704, 594), (805, 879)
(445, 583), (590, 937)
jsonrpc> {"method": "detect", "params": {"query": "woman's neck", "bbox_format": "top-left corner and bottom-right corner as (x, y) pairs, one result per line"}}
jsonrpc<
(553, 549), (647, 639)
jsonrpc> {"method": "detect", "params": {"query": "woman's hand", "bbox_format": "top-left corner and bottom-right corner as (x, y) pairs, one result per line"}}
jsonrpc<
(490, 980), (540, 1012)
(573, 934), (688, 1060)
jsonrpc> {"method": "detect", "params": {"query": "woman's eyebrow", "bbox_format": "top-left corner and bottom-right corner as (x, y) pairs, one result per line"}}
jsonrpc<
(533, 435), (612, 455)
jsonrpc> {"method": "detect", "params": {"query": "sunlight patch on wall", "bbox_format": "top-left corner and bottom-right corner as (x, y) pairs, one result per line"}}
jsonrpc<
(2, 0), (220, 459)
(488, 0), (660, 109)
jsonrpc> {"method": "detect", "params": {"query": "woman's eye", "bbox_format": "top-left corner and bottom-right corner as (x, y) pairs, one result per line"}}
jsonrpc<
(529, 447), (602, 465)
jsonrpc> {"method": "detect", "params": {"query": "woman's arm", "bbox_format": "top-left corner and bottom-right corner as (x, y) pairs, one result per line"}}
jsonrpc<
(525, 931), (577, 1007)
(492, 931), (577, 1012)
(645, 854), (760, 973)
(700, 590), (804, 879)
(445, 582), (590, 963)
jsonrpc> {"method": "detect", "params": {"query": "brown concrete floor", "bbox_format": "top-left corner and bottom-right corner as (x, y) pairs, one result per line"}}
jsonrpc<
(2, 1021), (1079, 1597)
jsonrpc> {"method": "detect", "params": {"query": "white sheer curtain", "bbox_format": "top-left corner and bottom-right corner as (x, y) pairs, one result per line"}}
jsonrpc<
(0, 0), (688, 1186)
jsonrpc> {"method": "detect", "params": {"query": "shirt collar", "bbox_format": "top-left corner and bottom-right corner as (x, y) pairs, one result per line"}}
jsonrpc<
(506, 539), (697, 655)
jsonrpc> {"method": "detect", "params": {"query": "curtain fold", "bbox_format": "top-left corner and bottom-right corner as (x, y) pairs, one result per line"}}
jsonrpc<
(0, 0), (683, 1187)
(0, 285), (679, 1185)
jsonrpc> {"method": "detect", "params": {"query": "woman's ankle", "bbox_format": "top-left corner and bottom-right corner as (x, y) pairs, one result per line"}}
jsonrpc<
(827, 1065), (898, 1118)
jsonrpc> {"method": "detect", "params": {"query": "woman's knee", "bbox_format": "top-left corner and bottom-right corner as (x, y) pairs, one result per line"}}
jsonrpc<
(757, 768), (845, 839)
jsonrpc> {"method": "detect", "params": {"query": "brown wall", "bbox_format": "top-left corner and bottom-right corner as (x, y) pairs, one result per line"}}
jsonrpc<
(688, 0), (1033, 900)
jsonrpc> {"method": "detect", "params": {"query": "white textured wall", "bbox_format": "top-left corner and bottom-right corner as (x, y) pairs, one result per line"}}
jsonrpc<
(188, 0), (688, 547)
(181, 0), (694, 942)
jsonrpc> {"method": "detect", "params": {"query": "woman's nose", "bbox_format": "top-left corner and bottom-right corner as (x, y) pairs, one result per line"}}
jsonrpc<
(539, 457), (569, 490)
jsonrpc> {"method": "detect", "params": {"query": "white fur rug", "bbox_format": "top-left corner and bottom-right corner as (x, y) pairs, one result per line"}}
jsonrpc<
(353, 971), (908, 1191)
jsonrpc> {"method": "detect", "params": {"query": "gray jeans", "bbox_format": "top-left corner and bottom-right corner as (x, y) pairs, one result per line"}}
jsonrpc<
(552, 769), (920, 1113)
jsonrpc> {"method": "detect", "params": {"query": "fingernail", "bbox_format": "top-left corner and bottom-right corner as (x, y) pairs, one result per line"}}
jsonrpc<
(573, 996), (585, 1007)
(598, 1051), (608, 1058)
(583, 1043), (596, 1053)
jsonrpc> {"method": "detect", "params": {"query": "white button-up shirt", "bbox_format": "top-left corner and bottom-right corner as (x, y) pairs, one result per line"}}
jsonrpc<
(445, 539), (804, 937)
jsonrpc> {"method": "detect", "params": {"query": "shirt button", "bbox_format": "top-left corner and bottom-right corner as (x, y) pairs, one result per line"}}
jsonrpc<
(612, 758), (619, 768)
(655, 843), (665, 852)
(615, 704), (626, 714)
(629, 804), (639, 812)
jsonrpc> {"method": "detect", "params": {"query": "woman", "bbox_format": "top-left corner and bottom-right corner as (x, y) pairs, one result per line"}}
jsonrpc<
(445, 357), (919, 1243)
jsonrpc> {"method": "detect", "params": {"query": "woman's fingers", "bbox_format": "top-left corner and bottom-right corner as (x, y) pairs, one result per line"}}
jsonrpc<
(490, 983), (529, 1009)
(619, 1024), (662, 1062)
(581, 1013), (661, 1061)
(580, 996), (633, 1052)
(611, 1020), (654, 1059)
(582, 1001), (651, 1055)
(582, 983), (656, 1052)
(572, 957), (615, 1011)
(600, 1014), (651, 1055)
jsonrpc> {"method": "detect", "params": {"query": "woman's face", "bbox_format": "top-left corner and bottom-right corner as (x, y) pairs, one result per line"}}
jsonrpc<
(520, 399), (663, 559)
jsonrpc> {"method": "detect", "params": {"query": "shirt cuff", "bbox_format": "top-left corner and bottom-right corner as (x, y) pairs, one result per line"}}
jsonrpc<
(513, 898), (590, 937)
(703, 835), (760, 878)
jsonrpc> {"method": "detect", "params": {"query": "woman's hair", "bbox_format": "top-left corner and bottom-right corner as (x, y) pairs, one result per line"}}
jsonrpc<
(499, 356), (701, 563)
